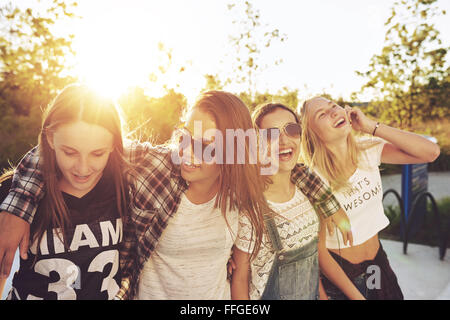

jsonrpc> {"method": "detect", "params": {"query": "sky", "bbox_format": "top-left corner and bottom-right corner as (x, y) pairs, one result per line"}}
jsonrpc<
(17, 0), (450, 104)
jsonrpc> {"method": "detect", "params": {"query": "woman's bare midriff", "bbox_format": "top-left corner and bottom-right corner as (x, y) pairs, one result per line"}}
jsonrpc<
(328, 234), (380, 264)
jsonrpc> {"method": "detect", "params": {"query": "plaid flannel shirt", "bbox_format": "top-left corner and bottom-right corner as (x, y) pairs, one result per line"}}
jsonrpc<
(0, 141), (340, 300)
(290, 163), (340, 218)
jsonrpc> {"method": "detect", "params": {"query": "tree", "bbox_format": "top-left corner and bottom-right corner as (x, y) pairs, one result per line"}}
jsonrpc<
(239, 87), (299, 112)
(203, 74), (224, 92)
(119, 87), (186, 145)
(225, 1), (287, 99)
(0, 0), (78, 169)
(356, 0), (448, 127)
(148, 42), (190, 93)
(126, 41), (188, 144)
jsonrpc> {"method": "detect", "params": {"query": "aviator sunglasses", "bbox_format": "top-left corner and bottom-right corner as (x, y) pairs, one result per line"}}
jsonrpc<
(174, 127), (216, 158)
(262, 122), (301, 140)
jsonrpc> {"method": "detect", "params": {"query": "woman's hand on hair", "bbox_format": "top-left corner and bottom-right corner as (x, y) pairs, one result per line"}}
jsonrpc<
(0, 212), (30, 279)
(345, 106), (377, 135)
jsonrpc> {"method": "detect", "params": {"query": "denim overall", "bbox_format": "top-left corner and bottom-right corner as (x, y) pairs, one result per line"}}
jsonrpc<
(260, 214), (319, 300)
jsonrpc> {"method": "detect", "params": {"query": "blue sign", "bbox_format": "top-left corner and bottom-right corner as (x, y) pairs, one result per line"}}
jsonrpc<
(401, 136), (437, 236)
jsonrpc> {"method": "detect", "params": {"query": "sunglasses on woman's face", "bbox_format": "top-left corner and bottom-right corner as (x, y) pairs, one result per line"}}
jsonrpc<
(262, 122), (301, 140)
(174, 127), (216, 157)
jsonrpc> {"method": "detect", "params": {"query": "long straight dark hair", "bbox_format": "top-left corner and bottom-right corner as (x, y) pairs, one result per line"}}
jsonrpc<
(32, 84), (130, 249)
(252, 102), (300, 128)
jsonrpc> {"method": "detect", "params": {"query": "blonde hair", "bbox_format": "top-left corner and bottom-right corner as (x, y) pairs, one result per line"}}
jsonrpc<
(299, 97), (370, 191)
(0, 169), (14, 183)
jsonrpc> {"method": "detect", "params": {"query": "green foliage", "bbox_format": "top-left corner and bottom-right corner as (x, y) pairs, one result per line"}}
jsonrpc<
(238, 87), (299, 112)
(0, 1), (78, 114)
(0, 0), (78, 169)
(409, 118), (450, 171)
(355, 0), (449, 128)
(119, 87), (187, 145)
(202, 73), (299, 112)
(0, 2), (295, 174)
(148, 42), (189, 92)
(379, 117), (450, 174)
(0, 96), (41, 169)
(203, 74), (225, 92)
(225, 1), (287, 98)
(1, 0), (448, 178)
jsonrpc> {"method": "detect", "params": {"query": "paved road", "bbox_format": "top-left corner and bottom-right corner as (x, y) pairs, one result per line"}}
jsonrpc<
(381, 239), (450, 300)
(380, 172), (450, 300)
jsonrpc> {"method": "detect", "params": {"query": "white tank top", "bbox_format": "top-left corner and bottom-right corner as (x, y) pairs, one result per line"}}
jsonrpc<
(136, 194), (238, 299)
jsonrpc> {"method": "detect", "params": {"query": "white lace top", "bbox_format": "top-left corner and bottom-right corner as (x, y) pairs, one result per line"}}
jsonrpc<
(235, 188), (320, 300)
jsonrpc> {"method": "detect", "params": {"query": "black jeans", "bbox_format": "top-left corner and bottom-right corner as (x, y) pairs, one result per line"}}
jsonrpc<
(321, 242), (404, 300)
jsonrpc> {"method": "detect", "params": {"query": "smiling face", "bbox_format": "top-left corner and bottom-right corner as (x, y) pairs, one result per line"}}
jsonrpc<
(306, 97), (352, 144)
(47, 120), (114, 197)
(259, 108), (301, 175)
(179, 107), (221, 185)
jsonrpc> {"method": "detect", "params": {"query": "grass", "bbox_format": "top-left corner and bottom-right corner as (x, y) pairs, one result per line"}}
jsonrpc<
(411, 118), (450, 172)
(380, 196), (450, 248)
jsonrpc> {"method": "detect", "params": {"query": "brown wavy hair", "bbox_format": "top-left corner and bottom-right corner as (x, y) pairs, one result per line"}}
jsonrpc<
(33, 84), (130, 250)
(190, 91), (270, 259)
(252, 102), (300, 128)
(252, 102), (300, 182)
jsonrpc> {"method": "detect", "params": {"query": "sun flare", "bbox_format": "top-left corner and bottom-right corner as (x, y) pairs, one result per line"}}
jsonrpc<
(69, 8), (203, 104)
(72, 25), (156, 100)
